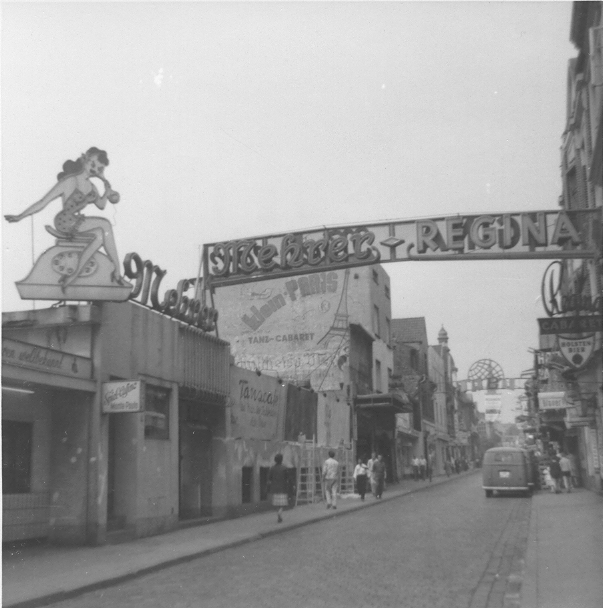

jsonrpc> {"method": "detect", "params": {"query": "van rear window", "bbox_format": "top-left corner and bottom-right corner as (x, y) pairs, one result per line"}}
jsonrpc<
(491, 453), (515, 463)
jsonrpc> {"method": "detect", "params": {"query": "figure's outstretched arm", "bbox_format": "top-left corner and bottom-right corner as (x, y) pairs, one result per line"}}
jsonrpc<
(5, 180), (69, 222)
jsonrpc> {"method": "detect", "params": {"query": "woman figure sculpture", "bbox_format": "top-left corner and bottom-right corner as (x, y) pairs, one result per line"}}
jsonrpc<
(5, 147), (126, 289)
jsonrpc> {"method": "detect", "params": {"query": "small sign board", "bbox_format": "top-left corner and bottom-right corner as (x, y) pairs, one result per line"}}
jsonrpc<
(538, 391), (567, 411)
(102, 380), (143, 413)
(558, 334), (596, 369)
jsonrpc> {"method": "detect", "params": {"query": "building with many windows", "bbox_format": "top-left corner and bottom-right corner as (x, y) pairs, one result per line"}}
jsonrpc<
(535, 1), (603, 491)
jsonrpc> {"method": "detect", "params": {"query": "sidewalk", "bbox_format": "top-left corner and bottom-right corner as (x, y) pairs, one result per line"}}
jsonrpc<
(2, 470), (477, 608)
(520, 487), (603, 608)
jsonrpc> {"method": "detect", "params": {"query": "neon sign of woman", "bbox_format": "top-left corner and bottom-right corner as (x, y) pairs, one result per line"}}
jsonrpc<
(5, 147), (128, 293)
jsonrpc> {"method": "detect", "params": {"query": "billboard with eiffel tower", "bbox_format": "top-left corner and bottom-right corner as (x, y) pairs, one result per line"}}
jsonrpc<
(213, 268), (358, 391)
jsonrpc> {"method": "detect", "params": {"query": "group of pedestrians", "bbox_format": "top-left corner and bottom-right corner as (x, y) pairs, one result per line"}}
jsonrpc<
(353, 452), (386, 500)
(411, 456), (429, 481)
(444, 456), (468, 477)
(265, 449), (389, 524)
(543, 451), (574, 494)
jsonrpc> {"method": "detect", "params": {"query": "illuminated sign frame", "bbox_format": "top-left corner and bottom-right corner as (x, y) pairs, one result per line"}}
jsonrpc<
(204, 209), (600, 286)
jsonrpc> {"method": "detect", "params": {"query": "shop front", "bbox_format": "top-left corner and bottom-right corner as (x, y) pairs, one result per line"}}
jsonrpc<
(2, 307), (98, 544)
(395, 413), (420, 479)
(355, 392), (412, 482)
(2, 302), (232, 546)
(99, 302), (230, 539)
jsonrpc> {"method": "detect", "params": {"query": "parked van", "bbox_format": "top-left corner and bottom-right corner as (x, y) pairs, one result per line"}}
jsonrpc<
(482, 447), (534, 497)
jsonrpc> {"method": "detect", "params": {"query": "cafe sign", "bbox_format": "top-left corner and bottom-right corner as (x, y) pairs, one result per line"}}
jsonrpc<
(204, 209), (600, 286)
(101, 380), (143, 413)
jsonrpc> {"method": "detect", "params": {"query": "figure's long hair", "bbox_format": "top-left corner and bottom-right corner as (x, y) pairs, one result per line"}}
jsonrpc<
(57, 147), (109, 181)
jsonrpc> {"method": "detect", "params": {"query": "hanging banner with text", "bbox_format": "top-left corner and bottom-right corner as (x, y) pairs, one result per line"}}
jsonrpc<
(204, 209), (600, 286)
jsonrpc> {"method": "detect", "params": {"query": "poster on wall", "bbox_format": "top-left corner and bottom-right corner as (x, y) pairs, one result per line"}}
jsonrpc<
(229, 368), (285, 441)
(214, 269), (353, 391)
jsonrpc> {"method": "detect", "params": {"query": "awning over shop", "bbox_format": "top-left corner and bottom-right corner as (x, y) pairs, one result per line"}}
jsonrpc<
(355, 392), (413, 414)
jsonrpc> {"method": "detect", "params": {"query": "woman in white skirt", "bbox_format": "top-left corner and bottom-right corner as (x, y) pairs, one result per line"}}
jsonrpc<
(267, 453), (289, 523)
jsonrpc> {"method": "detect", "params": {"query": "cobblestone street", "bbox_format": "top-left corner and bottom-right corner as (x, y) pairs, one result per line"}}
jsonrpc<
(50, 475), (531, 608)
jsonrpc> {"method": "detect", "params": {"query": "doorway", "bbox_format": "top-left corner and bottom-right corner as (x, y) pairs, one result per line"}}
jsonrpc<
(107, 413), (126, 531)
(179, 422), (212, 519)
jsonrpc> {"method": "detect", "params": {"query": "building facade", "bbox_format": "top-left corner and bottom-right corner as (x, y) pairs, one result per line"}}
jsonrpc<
(534, 1), (603, 491)
(212, 264), (406, 480)
(391, 317), (429, 478)
(2, 302), (315, 545)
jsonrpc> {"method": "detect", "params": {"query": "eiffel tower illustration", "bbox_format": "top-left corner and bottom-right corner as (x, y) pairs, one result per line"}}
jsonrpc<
(317, 268), (350, 349)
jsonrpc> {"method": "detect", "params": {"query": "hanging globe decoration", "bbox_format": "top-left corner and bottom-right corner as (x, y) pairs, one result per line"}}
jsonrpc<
(467, 359), (504, 389)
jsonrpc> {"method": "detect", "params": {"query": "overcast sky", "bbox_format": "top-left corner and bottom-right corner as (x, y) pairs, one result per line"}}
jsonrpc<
(1, 1), (576, 388)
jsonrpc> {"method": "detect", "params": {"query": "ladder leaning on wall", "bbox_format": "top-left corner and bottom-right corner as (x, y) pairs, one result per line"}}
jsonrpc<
(296, 440), (356, 505)
(337, 446), (355, 496)
(296, 438), (322, 506)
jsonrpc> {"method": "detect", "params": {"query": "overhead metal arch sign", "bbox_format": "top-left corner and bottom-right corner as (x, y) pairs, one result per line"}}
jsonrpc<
(204, 209), (600, 287)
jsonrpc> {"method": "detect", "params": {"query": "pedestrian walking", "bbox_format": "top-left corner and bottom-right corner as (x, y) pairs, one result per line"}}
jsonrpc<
(267, 453), (289, 523)
(454, 457), (461, 475)
(353, 458), (369, 500)
(419, 456), (426, 480)
(549, 454), (562, 494)
(367, 451), (378, 496)
(559, 452), (572, 493)
(412, 456), (420, 481)
(426, 455), (433, 482)
(444, 459), (452, 477)
(373, 454), (386, 499)
(543, 465), (555, 493)
(322, 450), (340, 509)
(568, 452), (579, 488)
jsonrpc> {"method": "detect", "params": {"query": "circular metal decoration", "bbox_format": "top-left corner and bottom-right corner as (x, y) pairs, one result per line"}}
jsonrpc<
(467, 359), (505, 381)
(51, 251), (97, 277)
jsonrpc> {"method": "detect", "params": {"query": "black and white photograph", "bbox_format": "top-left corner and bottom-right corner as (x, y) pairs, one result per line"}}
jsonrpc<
(2, 1), (602, 607)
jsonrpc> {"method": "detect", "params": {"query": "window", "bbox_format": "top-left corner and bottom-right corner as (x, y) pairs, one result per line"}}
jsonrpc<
(410, 349), (419, 371)
(145, 384), (170, 440)
(492, 453), (515, 464)
(2, 421), (33, 494)
(372, 269), (379, 284)
(384, 285), (390, 300)
(372, 305), (380, 337)
(375, 359), (382, 392)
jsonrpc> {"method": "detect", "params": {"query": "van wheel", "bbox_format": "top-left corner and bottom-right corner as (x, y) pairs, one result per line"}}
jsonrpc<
(485, 490), (493, 498)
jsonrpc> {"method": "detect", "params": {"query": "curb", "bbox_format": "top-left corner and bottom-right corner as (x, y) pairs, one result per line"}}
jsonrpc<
(5, 470), (479, 608)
